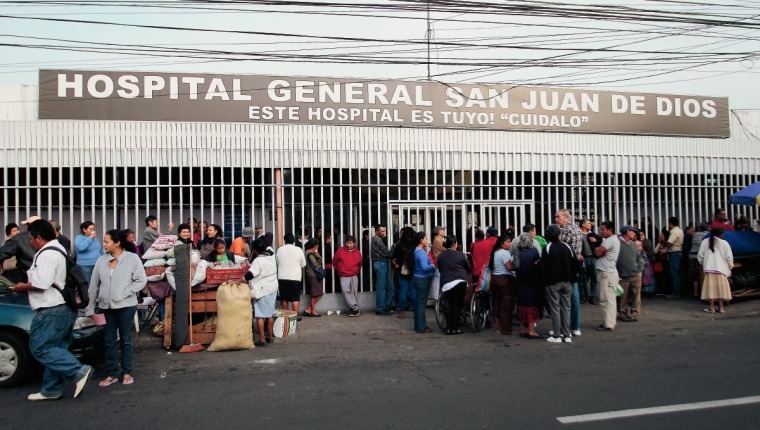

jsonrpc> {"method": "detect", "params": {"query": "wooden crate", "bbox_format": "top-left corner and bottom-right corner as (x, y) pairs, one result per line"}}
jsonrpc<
(205, 266), (249, 285)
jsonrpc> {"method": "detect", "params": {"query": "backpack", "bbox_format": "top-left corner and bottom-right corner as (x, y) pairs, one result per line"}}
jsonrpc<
(35, 247), (90, 311)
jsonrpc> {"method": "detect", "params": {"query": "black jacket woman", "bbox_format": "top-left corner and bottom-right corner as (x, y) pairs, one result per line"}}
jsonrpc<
(436, 235), (471, 335)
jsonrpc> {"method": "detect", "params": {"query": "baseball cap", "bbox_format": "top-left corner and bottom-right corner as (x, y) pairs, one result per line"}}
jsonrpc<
(241, 226), (254, 238)
(620, 225), (639, 235)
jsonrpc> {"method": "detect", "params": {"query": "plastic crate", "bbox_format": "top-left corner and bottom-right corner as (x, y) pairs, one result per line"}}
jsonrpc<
(205, 265), (249, 285)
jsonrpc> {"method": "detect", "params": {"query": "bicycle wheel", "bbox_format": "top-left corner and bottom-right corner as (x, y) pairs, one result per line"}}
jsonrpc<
(470, 292), (488, 332)
(435, 293), (449, 331)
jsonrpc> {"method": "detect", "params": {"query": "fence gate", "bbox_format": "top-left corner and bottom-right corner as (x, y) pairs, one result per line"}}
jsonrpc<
(389, 200), (534, 252)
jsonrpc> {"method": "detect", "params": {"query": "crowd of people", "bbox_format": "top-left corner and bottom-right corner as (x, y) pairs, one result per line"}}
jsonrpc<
(0, 207), (747, 401)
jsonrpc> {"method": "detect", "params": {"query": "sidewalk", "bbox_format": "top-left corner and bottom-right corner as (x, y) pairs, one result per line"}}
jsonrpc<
(293, 294), (760, 340)
(136, 294), (760, 349)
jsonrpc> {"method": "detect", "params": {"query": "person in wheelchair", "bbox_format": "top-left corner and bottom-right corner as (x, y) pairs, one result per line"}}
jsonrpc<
(437, 235), (471, 335)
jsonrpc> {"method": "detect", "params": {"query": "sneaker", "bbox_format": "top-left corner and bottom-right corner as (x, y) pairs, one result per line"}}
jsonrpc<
(375, 309), (393, 316)
(563, 336), (573, 343)
(354, 309), (361, 317)
(74, 364), (92, 399)
(348, 310), (357, 317)
(572, 329), (582, 336)
(28, 392), (62, 401)
(549, 330), (573, 338)
(546, 336), (563, 343)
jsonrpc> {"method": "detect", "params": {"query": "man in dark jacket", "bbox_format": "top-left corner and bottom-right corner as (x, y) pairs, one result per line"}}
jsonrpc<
(0, 215), (41, 283)
(541, 224), (577, 344)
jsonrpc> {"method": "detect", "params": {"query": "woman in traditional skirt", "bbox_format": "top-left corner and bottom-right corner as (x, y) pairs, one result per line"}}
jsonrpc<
(513, 233), (542, 338)
(697, 227), (734, 313)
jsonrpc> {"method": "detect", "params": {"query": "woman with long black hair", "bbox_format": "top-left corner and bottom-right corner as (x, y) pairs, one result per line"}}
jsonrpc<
(391, 226), (417, 319)
(698, 227), (733, 313)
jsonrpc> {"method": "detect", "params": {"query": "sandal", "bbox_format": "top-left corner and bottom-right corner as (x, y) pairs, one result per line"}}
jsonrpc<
(122, 375), (134, 385)
(596, 324), (614, 331)
(254, 340), (265, 347)
(703, 308), (715, 313)
(99, 376), (118, 387)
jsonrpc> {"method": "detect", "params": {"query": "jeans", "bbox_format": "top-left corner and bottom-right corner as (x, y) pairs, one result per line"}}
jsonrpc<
(29, 304), (83, 397)
(669, 252), (682, 295)
(373, 261), (394, 312)
(584, 257), (598, 301)
(397, 276), (415, 311)
(80, 265), (95, 286)
(412, 276), (432, 332)
(103, 306), (137, 377)
(570, 282), (581, 331)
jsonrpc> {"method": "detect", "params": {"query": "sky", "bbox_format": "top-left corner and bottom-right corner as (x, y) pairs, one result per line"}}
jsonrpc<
(1, 0), (759, 109)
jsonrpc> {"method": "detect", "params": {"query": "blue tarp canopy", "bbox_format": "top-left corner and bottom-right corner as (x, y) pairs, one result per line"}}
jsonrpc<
(721, 231), (760, 257)
(729, 180), (760, 206)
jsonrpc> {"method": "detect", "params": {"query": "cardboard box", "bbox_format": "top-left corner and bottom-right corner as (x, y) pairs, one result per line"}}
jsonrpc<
(272, 309), (298, 338)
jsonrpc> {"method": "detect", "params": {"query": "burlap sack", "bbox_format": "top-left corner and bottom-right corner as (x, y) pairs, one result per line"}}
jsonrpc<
(207, 281), (254, 351)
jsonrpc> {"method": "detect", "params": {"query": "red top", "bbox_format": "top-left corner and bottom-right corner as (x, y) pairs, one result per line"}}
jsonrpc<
(470, 236), (497, 277)
(333, 246), (363, 277)
(710, 219), (734, 231)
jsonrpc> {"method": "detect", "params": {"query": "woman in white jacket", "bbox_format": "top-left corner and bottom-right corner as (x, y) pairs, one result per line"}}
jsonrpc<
(697, 227), (734, 313)
(245, 237), (278, 346)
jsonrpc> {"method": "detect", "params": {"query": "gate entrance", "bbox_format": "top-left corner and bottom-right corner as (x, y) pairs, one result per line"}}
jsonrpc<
(389, 200), (534, 252)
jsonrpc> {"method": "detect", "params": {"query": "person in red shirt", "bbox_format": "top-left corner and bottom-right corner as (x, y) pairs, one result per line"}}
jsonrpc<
(709, 208), (734, 231)
(332, 235), (363, 317)
(471, 226), (499, 285)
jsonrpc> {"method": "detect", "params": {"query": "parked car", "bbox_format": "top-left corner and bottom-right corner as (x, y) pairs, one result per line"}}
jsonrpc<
(0, 291), (104, 388)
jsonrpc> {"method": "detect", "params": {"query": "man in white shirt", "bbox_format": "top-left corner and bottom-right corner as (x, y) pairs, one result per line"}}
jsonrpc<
(595, 220), (620, 332)
(665, 216), (685, 299)
(276, 232), (306, 320)
(11, 219), (92, 401)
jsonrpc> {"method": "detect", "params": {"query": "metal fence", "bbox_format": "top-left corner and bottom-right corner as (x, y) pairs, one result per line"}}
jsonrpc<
(2, 120), (759, 293)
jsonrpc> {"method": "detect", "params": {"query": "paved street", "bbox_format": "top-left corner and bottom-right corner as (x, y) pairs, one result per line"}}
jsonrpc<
(2, 296), (759, 429)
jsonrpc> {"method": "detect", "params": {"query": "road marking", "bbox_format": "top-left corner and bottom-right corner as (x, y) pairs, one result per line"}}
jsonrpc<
(557, 395), (760, 424)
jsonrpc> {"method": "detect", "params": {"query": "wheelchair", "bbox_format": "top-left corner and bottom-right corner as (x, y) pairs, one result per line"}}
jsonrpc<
(469, 287), (490, 332)
(435, 291), (463, 331)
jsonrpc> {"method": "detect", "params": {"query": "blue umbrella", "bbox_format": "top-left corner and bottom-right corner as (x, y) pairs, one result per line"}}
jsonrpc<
(729, 180), (760, 206)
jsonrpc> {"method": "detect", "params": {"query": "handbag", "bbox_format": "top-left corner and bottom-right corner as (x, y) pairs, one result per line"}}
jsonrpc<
(307, 254), (326, 281)
(476, 265), (491, 293)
